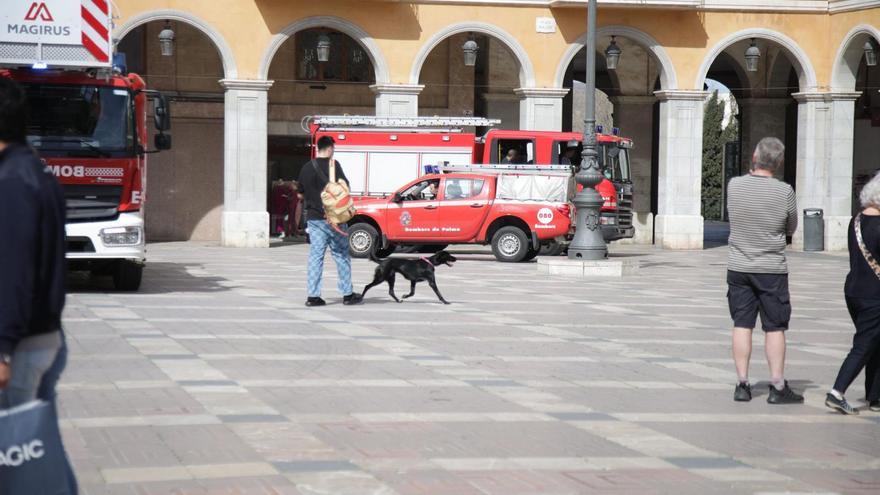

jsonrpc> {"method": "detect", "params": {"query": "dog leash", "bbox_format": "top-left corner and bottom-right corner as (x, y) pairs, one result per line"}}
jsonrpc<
(420, 256), (433, 265)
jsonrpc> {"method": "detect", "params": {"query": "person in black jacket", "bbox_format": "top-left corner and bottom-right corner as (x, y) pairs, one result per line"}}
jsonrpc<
(0, 77), (78, 492)
(825, 172), (880, 415)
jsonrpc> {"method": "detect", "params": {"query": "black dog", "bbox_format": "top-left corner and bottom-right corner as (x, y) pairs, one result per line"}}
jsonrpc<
(361, 251), (456, 304)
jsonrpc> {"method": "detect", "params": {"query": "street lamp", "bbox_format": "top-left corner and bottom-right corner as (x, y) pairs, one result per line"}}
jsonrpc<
(605, 36), (621, 70)
(316, 34), (332, 63)
(462, 37), (479, 67)
(158, 21), (175, 57)
(865, 40), (877, 67)
(744, 38), (761, 72)
(568, 0), (607, 260)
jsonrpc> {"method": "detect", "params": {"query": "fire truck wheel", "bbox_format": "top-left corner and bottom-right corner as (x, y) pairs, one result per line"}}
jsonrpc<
(540, 242), (566, 257)
(348, 223), (380, 258)
(491, 227), (529, 263)
(113, 261), (143, 291)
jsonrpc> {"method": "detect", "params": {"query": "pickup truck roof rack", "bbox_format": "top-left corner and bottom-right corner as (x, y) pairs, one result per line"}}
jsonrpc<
(311, 115), (500, 129)
(438, 164), (574, 176)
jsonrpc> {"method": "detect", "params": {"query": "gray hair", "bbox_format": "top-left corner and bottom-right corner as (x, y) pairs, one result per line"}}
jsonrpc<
(860, 172), (880, 209)
(751, 137), (785, 172)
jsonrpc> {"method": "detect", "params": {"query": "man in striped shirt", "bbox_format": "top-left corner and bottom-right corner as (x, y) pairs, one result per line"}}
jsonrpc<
(726, 137), (803, 405)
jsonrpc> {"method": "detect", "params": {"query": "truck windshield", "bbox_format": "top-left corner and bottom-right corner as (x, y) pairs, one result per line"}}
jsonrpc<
(598, 145), (631, 183)
(23, 84), (134, 156)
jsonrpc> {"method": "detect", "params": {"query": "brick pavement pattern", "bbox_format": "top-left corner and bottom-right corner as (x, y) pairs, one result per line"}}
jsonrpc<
(60, 242), (880, 494)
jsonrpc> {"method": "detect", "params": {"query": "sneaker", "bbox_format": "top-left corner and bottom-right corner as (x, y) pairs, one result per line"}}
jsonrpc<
(825, 393), (859, 415)
(342, 293), (363, 306)
(767, 381), (804, 405)
(305, 297), (326, 307)
(869, 400), (880, 412)
(734, 382), (752, 402)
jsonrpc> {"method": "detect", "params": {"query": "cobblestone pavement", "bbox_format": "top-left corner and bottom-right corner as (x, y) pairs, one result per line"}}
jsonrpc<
(61, 242), (879, 495)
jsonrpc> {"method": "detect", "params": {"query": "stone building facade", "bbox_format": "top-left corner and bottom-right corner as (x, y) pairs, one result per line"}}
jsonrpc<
(111, 0), (880, 251)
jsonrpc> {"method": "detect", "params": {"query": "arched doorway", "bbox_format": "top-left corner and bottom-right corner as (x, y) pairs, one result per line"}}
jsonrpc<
(411, 22), (534, 131)
(696, 30), (817, 248)
(833, 26), (880, 220)
(263, 22), (380, 237)
(116, 16), (229, 242)
(555, 27), (678, 245)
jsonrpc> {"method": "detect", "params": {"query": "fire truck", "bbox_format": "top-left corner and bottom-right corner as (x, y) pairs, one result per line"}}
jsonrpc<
(1, 0), (172, 290)
(307, 115), (634, 254)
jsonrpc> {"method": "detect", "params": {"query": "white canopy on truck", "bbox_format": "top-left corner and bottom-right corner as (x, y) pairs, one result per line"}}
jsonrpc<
(439, 164), (575, 203)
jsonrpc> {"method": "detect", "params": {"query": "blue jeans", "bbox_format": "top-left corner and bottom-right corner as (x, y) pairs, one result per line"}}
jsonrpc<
(1, 331), (78, 494)
(307, 220), (353, 298)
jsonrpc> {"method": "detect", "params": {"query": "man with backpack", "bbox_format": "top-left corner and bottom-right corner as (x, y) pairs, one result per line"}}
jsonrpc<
(298, 136), (363, 306)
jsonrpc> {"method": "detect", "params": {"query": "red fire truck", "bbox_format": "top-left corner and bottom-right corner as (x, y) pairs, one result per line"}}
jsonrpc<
(1, 0), (172, 290)
(307, 115), (634, 253)
(350, 164), (575, 262)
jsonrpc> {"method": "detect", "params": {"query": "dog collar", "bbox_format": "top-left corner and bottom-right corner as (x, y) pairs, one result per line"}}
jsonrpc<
(420, 257), (433, 265)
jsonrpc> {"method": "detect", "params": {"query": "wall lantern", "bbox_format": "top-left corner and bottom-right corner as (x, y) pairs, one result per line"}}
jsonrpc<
(316, 34), (332, 63)
(744, 38), (761, 72)
(865, 40), (877, 67)
(462, 37), (479, 67)
(605, 36), (622, 70)
(158, 21), (175, 57)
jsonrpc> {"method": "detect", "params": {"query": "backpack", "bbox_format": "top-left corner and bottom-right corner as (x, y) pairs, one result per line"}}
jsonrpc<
(312, 159), (356, 226)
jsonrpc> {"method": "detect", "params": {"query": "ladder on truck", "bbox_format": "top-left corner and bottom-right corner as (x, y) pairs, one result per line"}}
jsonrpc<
(308, 115), (500, 133)
(438, 164), (574, 177)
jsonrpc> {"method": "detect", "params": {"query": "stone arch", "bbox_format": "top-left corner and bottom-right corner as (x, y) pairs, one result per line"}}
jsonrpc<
(554, 25), (679, 90)
(832, 24), (880, 91)
(259, 16), (389, 83)
(695, 28), (817, 91)
(409, 21), (536, 87)
(115, 9), (238, 79)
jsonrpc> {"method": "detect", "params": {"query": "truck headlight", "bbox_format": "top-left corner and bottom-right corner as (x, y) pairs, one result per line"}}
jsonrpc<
(100, 226), (142, 246)
(599, 216), (617, 226)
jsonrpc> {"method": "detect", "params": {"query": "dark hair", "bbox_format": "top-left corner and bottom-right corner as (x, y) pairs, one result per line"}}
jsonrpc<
(316, 135), (335, 151)
(0, 77), (27, 144)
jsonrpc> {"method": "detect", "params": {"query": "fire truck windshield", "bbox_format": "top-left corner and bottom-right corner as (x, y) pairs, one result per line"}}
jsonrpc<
(23, 84), (134, 156)
(599, 146), (631, 183)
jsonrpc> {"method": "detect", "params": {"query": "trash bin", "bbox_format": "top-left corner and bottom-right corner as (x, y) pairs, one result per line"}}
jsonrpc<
(803, 208), (824, 252)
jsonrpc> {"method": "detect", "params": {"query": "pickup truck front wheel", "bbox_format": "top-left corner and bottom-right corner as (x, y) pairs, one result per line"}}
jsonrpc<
(349, 223), (395, 258)
(491, 227), (529, 263)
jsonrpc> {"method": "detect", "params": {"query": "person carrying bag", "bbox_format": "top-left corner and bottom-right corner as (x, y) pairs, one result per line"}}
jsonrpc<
(826, 172), (880, 415)
(297, 136), (363, 307)
(1, 400), (76, 494)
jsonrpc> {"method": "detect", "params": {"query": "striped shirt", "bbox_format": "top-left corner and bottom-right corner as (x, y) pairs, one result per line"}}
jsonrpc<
(727, 174), (798, 274)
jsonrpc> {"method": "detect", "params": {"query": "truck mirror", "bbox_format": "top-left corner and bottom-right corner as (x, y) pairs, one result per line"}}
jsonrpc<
(154, 133), (172, 151)
(607, 146), (620, 159)
(153, 94), (172, 132)
(392, 192), (403, 203)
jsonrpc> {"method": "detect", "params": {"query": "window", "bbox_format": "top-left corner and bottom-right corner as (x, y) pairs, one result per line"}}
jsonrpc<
(554, 140), (582, 166)
(492, 139), (535, 164)
(444, 179), (485, 200)
(603, 146), (631, 182)
(296, 30), (374, 83)
(24, 84), (134, 155)
(400, 179), (439, 201)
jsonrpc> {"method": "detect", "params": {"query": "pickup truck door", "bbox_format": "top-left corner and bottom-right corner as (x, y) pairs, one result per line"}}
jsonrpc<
(384, 178), (440, 240)
(438, 177), (491, 241)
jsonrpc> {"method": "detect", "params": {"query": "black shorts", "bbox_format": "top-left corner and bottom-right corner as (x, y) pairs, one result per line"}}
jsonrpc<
(727, 271), (791, 332)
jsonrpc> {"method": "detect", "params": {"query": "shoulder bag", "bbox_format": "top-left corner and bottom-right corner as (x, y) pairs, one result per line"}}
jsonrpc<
(854, 214), (880, 280)
(311, 160), (356, 227)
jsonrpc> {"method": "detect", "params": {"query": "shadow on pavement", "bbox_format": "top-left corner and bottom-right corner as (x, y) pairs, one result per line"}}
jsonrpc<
(67, 262), (233, 295)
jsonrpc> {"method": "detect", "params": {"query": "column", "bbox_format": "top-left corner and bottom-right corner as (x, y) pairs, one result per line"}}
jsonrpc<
(371, 84), (424, 117)
(220, 79), (273, 248)
(653, 90), (709, 250)
(791, 91), (860, 251)
(514, 88), (570, 131)
(611, 95), (656, 245)
(827, 92), (861, 251)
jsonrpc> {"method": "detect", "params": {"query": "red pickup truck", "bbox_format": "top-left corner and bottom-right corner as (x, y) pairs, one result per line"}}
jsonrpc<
(347, 165), (573, 262)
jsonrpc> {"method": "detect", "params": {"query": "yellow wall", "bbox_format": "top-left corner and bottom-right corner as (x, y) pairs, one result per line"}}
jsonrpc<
(114, 1), (879, 91)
